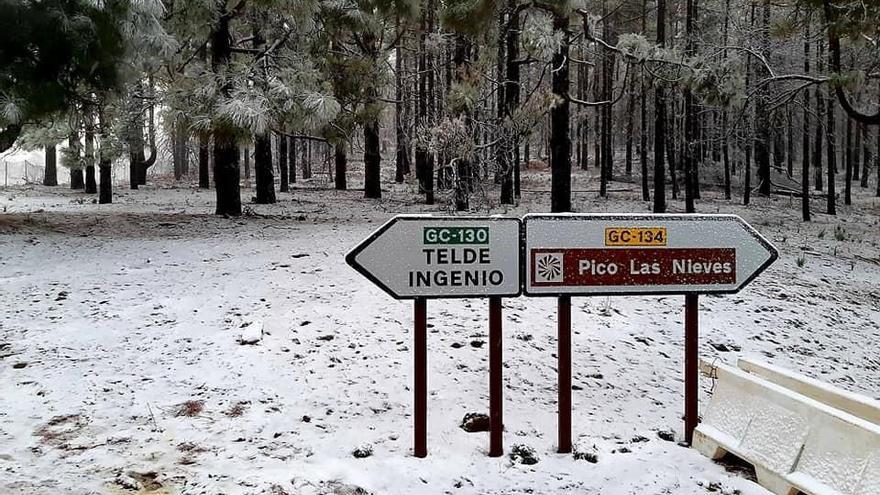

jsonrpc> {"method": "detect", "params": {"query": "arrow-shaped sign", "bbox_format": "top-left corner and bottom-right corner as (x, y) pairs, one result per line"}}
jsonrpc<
(523, 213), (778, 296)
(346, 215), (522, 299)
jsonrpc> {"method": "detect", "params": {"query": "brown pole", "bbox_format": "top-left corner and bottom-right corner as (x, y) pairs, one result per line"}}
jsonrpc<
(488, 296), (503, 457)
(414, 297), (428, 457)
(684, 294), (699, 444)
(558, 295), (572, 453)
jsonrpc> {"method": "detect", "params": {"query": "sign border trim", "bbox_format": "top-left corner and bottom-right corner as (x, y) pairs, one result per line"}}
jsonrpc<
(521, 213), (779, 297)
(346, 215), (524, 300)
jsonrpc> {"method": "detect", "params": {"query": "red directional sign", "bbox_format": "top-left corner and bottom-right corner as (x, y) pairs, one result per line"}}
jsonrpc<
(524, 214), (778, 296)
(530, 247), (736, 287)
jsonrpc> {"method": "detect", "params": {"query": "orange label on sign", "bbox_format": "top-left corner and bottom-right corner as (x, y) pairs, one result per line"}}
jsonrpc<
(605, 227), (667, 246)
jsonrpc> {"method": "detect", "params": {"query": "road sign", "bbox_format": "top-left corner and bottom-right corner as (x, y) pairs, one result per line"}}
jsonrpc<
(524, 214), (778, 296)
(346, 215), (521, 299)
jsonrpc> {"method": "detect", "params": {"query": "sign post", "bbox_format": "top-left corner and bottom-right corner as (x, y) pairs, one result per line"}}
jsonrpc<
(414, 297), (427, 458)
(347, 216), (521, 457)
(684, 294), (699, 444)
(488, 296), (503, 457)
(524, 214), (778, 445)
(557, 295), (572, 453)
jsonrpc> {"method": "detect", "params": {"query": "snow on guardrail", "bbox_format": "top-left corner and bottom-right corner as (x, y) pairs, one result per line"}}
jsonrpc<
(695, 359), (879, 495)
(737, 358), (880, 427)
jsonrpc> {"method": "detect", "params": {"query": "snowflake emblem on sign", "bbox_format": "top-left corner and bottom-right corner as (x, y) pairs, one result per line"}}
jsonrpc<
(534, 252), (563, 283)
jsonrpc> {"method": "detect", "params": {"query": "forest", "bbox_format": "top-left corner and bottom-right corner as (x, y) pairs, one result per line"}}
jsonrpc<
(1, 0), (878, 217)
(2, 2), (880, 494)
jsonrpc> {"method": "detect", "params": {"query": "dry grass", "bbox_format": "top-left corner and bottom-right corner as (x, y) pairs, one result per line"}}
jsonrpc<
(33, 414), (85, 446)
(224, 401), (250, 417)
(173, 400), (205, 417)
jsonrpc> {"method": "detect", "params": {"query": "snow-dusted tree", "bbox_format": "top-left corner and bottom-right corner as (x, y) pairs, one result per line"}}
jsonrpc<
(320, 0), (417, 199)
(0, 0), (126, 153)
(15, 119), (68, 186)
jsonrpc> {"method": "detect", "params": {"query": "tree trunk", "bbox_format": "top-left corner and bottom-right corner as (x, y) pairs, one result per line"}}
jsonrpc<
(684, 0), (696, 213)
(68, 129), (84, 190)
(854, 122), (862, 182)
(289, 136), (297, 184)
(640, 77), (650, 201)
(84, 112), (98, 194)
(395, 20), (408, 184)
(802, 20), (811, 221)
(719, 0), (732, 199)
(754, 126), (770, 196)
(127, 87), (145, 190)
(254, 134), (275, 203)
(335, 141), (347, 190)
(361, 36), (384, 198)
(625, 79), (634, 177)
(95, 102), (112, 203)
(279, 133), (289, 193)
(139, 79), (157, 186)
(85, 167), (97, 194)
(302, 139), (311, 179)
(498, 2), (514, 205)
(211, 13), (241, 216)
(199, 132), (210, 189)
(744, 138), (752, 205)
(70, 169), (84, 189)
(667, 108), (678, 200)
(454, 34), (471, 211)
(813, 106), (824, 192)
(599, 3), (614, 197)
(844, 116), (852, 205)
(415, 2), (433, 204)
(652, 0), (667, 213)
(252, 15), (275, 205)
(640, 0), (650, 202)
(808, 42), (823, 192)
(364, 120), (382, 198)
(244, 144), (252, 179)
(126, 79), (157, 189)
(44, 145), (58, 186)
(787, 117), (794, 177)
(743, 4), (754, 205)
(97, 106), (112, 205)
(772, 126), (784, 173)
(722, 113), (731, 200)
(826, 93), (836, 215)
(550, 11), (571, 213)
(575, 62), (583, 172)
(361, 33), (383, 199)
(173, 122), (183, 180)
(755, 0), (771, 196)
(173, 122), (189, 180)
(860, 124), (870, 188)
(180, 128), (189, 177)
(97, 153), (112, 204)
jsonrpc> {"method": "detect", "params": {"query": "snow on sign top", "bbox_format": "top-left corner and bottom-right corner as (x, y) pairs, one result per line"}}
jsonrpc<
(523, 213), (778, 296)
(346, 215), (522, 299)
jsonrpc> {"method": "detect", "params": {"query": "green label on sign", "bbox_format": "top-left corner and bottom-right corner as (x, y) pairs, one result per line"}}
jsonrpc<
(423, 226), (489, 245)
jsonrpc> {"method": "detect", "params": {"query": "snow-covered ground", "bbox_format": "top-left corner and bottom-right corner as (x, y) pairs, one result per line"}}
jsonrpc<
(1, 164), (879, 495)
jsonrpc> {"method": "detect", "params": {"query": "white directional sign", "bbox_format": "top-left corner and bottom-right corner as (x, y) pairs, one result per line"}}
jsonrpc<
(346, 215), (521, 299)
(524, 214), (778, 296)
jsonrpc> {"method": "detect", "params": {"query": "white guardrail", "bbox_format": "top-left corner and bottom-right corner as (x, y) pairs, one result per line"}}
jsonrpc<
(694, 358), (880, 495)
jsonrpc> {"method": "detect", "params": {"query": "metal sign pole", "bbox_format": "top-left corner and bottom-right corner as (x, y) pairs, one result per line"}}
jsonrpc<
(488, 296), (503, 457)
(558, 295), (572, 453)
(414, 297), (428, 458)
(684, 294), (699, 444)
